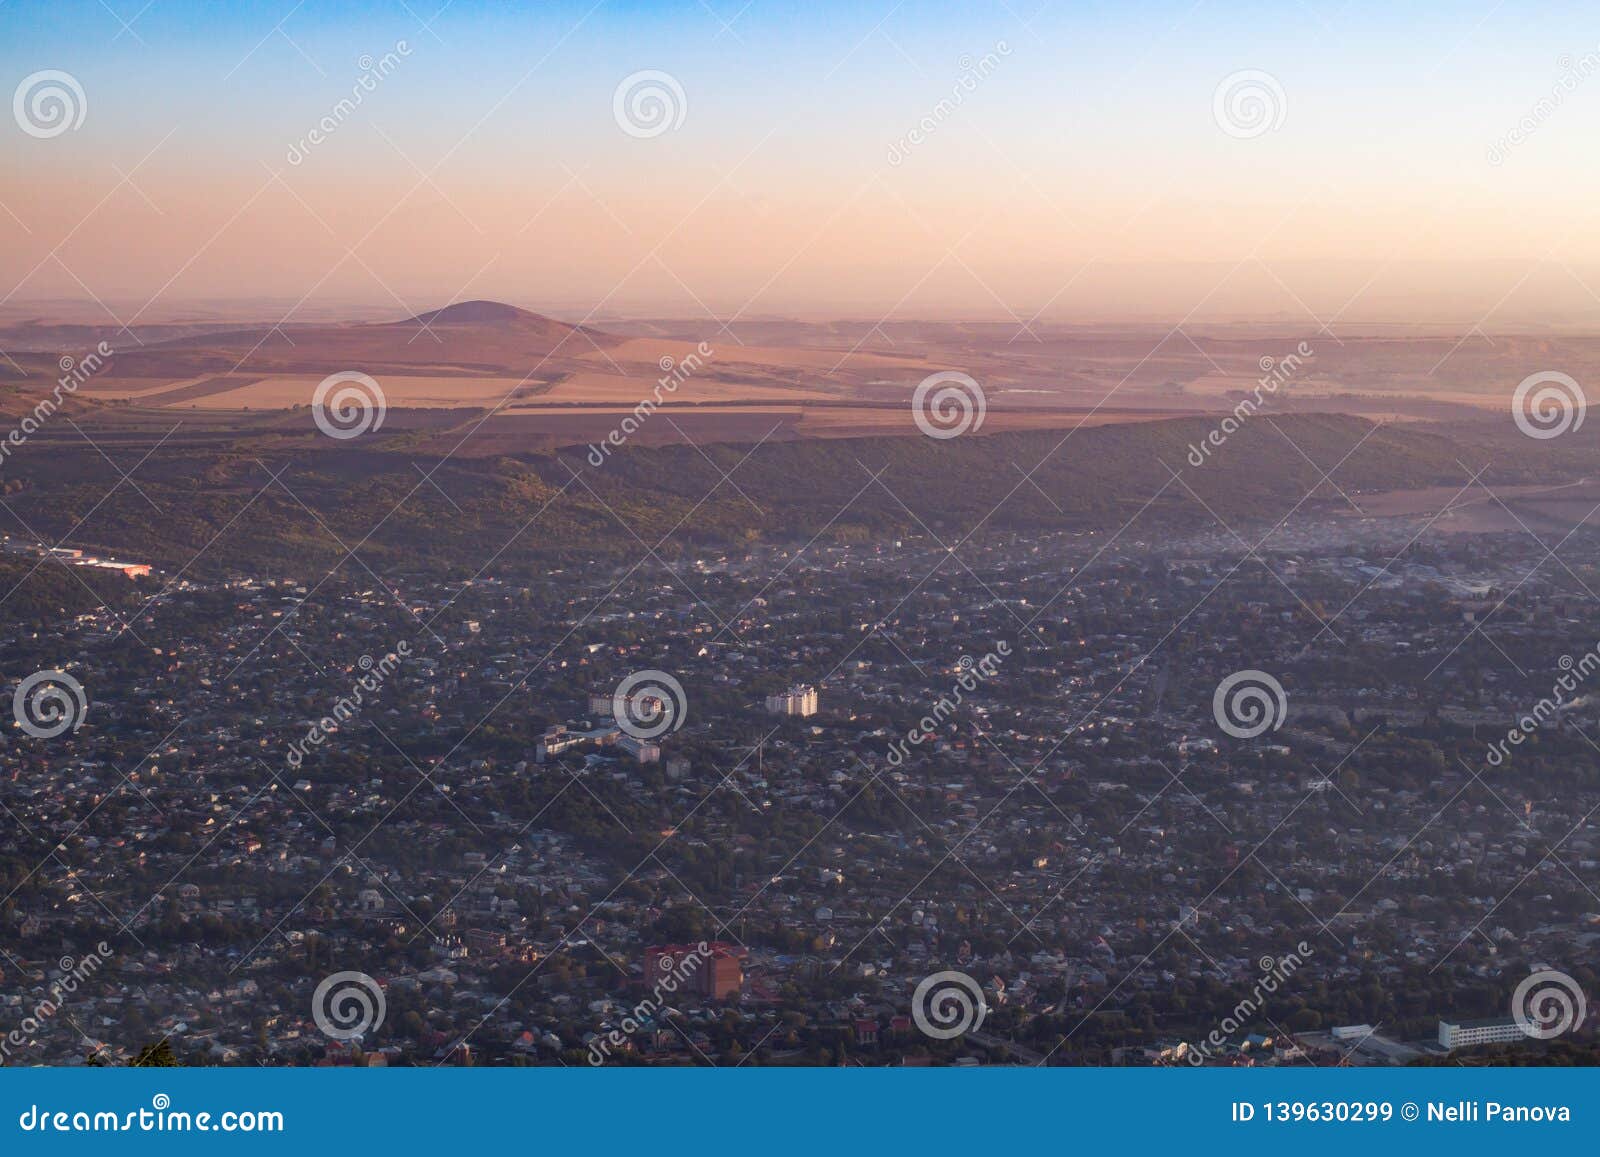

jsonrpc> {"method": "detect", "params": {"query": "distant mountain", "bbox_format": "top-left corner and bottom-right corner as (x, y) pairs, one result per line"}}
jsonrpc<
(95, 301), (619, 379)
(402, 300), (548, 326)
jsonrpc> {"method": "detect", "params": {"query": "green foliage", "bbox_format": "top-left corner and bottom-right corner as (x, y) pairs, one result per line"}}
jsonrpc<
(129, 1040), (180, 1067)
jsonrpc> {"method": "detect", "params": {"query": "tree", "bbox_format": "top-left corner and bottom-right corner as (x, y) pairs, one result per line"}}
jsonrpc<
(130, 1040), (180, 1067)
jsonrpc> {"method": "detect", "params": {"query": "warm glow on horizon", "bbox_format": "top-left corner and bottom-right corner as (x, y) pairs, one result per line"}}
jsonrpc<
(6, 1), (1600, 326)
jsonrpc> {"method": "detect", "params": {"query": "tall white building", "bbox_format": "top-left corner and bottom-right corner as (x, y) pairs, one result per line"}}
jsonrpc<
(1437, 1018), (1526, 1049)
(766, 684), (819, 717)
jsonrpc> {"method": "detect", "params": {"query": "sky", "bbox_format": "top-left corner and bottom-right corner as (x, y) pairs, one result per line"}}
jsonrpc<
(4, 0), (1600, 326)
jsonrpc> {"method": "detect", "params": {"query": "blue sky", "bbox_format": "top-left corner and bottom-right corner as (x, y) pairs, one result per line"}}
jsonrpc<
(5, 1), (1600, 320)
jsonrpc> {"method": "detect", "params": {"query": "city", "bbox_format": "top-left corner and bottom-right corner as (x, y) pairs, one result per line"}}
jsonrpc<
(5, 0), (1600, 1147)
(4, 502), (1596, 1066)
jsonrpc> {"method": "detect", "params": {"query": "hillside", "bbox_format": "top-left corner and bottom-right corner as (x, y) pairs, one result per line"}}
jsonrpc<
(0, 413), (1587, 579)
(77, 301), (622, 381)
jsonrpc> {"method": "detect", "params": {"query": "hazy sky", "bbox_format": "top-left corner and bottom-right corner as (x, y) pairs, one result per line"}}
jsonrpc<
(5, 0), (1600, 325)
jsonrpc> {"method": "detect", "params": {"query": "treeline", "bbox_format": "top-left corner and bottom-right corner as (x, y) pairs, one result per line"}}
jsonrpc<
(0, 413), (1579, 580)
